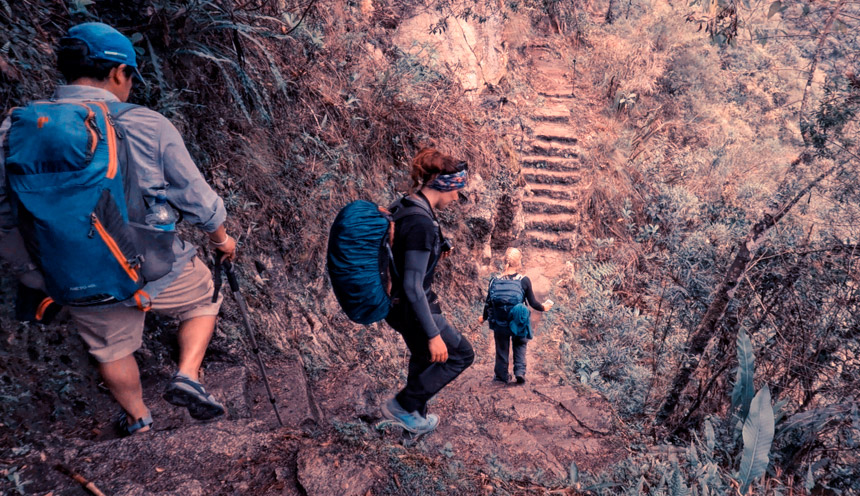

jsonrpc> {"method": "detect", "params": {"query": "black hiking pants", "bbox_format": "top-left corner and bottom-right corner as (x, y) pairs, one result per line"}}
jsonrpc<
(493, 331), (529, 382)
(386, 311), (475, 415)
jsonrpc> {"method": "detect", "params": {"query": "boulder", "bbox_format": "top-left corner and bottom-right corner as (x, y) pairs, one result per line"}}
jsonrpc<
(393, 11), (508, 93)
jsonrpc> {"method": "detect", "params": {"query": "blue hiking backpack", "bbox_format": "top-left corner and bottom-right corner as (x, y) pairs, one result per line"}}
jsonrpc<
(487, 275), (526, 333)
(327, 201), (395, 324)
(326, 197), (435, 324)
(4, 100), (174, 307)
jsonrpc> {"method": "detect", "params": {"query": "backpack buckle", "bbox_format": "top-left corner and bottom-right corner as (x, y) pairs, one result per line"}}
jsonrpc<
(127, 255), (145, 269)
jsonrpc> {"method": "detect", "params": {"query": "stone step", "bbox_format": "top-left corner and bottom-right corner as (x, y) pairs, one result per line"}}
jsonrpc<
(532, 81), (574, 97)
(525, 214), (580, 232)
(522, 44), (566, 60)
(529, 139), (580, 158)
(530, 112), (570, 124)
(528, 183), (579, 201)
(538, 91), (576, 99)
(523, 231), (577, 251)
(523, 198), (579, 215)
(532, 122), (579, 144)
(528, 97), (570, 121)
(521, 155), (580, 172)
(535, 133), (579, 145)
(523, 168), (580, 185)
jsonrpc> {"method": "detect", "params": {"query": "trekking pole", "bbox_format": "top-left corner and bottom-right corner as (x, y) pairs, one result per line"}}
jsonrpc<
(213, 257), (284, 426)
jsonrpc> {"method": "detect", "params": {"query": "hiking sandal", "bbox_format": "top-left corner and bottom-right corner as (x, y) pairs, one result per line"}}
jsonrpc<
(116, 410), (153, 437)
(163, 373), (226, 421)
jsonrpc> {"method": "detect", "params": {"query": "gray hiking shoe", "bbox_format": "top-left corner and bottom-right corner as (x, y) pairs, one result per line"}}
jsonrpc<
(163, 373), (225, 421)
(381, 397), (439, 434)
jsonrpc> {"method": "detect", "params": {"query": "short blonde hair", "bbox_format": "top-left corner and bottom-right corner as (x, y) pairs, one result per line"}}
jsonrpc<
(504, 247), (522, 270)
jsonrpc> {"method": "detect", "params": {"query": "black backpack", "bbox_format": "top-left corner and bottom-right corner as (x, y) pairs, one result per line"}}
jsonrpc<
(486, 275), (525, 330)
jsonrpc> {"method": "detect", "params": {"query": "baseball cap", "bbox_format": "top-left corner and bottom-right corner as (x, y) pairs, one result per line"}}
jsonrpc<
(65, 22), (144, 81)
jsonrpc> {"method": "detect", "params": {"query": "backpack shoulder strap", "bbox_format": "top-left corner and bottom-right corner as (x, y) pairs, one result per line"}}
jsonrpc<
(104, 102), (146, 222)
(390, 196), (434, 223)
(106, 102), (142, 119)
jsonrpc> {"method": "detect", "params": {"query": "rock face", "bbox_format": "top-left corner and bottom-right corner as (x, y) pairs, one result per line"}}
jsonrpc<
(297, 441), (385, 496)
(393, 11), (510, 93)
(21, 358), (318, 495)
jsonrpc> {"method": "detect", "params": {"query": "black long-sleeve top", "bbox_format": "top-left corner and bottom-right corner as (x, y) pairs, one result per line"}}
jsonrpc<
(482, 274), (545, 321)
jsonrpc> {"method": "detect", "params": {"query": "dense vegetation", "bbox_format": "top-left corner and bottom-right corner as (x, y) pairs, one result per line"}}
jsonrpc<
(547, 0), (860, 493)
(0, 0), (858, 494)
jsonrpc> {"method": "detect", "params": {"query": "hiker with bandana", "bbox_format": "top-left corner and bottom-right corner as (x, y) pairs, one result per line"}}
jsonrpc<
(380, 148), (475, 435)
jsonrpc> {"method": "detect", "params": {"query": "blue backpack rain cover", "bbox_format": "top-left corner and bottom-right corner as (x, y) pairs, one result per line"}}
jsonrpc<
(487, 275), (525, 332)
(327, 200), (395, 324)
(4, 101), (160, 307)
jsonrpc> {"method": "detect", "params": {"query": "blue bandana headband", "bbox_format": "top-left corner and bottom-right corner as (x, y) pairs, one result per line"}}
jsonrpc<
(428, 169), (468, 192)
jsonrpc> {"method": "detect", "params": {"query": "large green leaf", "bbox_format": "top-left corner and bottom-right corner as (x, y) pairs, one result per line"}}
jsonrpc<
(568, 461), (578, 486)
(704, 418), (715, 456)
(737, 386), (775, 494)
(731, 329), (755, 420)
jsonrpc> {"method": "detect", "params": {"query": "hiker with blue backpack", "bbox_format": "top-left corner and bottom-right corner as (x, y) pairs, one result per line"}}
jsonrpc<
(328, 148), (476, 436)
(480, 248), (553, 385)
(0, 23), (237, 436)
(380, 148), (476, 434)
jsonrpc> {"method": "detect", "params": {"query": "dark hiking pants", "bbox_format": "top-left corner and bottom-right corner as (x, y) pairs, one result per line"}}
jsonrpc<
(493, 331), (529, 381)
(386, 312), (475, 415)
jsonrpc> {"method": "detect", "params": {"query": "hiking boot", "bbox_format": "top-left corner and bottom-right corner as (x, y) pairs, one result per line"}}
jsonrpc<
(492, 375), (508, 384)
(163, 373), (225, 421)
(381, 397), (439, 434)
(515, 375), (526, 385)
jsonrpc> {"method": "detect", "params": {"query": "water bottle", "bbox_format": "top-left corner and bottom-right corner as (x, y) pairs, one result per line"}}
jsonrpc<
(145, 192), (177, 232)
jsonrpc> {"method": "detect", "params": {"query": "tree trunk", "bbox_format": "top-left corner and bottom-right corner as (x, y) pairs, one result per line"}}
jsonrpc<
(799, 0), (846, 143)
(654, 156), (837, 428)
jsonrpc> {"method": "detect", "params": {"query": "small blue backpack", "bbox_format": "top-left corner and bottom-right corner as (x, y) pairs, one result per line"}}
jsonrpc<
(4, 100), (174, 308)
(487, 275), (526, 333)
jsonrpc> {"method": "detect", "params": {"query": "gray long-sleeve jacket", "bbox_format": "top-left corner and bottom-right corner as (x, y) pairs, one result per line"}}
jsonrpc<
(0, 85), (227, 302)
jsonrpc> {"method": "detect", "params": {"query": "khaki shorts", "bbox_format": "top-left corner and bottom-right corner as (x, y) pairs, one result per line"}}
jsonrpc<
(70, 257), (223, 363)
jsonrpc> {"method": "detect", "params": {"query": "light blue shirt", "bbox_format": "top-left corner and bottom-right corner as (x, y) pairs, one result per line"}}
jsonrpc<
(0, 85), (227, 302)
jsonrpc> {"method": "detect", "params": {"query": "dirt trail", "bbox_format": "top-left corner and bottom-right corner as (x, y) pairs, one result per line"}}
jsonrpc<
(408, 37), (626, 484)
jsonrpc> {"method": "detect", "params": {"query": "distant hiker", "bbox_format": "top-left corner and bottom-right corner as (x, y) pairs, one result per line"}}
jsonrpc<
(0, 22), (237, 436)
(381, 148), (475, 435)
(480, 248), (553, 385)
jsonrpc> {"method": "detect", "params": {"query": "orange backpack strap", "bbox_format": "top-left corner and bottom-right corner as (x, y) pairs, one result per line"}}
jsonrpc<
(35, 297), (55, 322)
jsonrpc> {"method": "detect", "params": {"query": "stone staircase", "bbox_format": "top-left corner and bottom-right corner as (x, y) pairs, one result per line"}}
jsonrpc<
(518, 45), (589, 255)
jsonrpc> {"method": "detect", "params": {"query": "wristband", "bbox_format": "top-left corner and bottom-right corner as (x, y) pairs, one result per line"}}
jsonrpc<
(210, 235), (231, 247)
